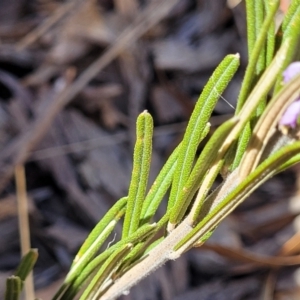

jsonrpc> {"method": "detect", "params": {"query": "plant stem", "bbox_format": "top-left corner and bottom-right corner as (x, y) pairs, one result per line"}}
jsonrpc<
(100, 219), (193, 300)
(15, 165), (35, 300)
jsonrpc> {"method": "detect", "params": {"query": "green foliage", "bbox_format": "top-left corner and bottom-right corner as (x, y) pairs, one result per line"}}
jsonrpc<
(122, 111), (153, 238)
(65, 197), (127, 284)
(170, 117), (239, 226)
(51, 2), (300, 299)
(167, 53), (240, 218)
(168, 54), (240, 228)
(5, 277), (22, 300)
(79, 244), (132, 300)
(6, 1), (300, 300)
(232, 0), (279, 170)
(4, 249), (38, 300)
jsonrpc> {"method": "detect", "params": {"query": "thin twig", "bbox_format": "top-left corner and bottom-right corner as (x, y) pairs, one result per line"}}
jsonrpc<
(15, 164), (35, 300)
(101, 219), (193, 300)
(28, 114), (232, 161)
(114, 0), (138, 16)
(50, 0), (181, 109)
(0, 70), (75, 193)
(16, 0), (88, 50)
(0, 0), (181, 194)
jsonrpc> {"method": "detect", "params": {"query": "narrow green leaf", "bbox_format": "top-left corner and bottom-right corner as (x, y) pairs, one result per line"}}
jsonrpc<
(15, 249), (38, 282)
(236, 0), (279, 113)
(169, 117), (239, 226)
(200, 122), (211, 141)
(174, 141), (300, 252)
(72, 197), (127, 264)
(282, 0), (300, 34)
(143, 236), (164, 256)
(84, 223), (156, 276)
(54, 199), (127, 299)
(5, 276), (22, 300)
(255, 0), (277, 116)
(168, 54), (240, 212)
(140, 144), (180, 225)
(278, 152), (300, 172)
(220, 37), (292, 161)
(239, 73), (300, 178)
(245, 0), (256, 57)
(273, 0), (300, 93)
(189, 159), (224, 225)
(80, 244), (132, 300)
(65, 219), (120, 284)
(264, 1), (276, 67)
(61, 223), (156, 299)
(254, 0), (266, 75)
(230, 122), (251, 170)
(120, 242), (148, 271)
(195, 229), (215, 247)
(139, 123), (211, 225)
(63, 197), (127, 286)
(123, 111), (153, 238)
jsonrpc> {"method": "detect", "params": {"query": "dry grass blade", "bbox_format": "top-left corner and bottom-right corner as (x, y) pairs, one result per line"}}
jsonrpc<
(16, 0), (88, 50)
(278, 232), (300, 256)
(260, 271), (277, 300)
(200, 244), (300, 267)
(15, 165), (30, 256)
(15, 164), (34, 300)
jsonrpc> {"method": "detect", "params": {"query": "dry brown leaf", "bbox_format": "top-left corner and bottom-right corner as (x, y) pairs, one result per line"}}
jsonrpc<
(49, 0), (116, 64)
(59, 109), (131, 198)
(99, 99), (128, 129)
(114, 0), (138, 16)
(151, 85), (184, 123)
(0, 70), (76, 194)
(278, 215), (300, 256)
(173, 277), (260, 300)
(260, 271), (277, 300)
(153, 33), (236, 72)
(275, 288), (300, 300)
(279, 233), (300, 256)
(80, 84), (127, 129)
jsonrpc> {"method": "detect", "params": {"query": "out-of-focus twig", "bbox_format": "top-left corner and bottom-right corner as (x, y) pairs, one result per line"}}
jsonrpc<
(15, 164), (35, 300)
(114, 0), (138, 16)
(28, 114), (232, 161)
(0, 0), (180, 194)
(16, 0), (88, 50)
(260, 271), (277, 300)
(50, 0), (181, 108)
(0, 69), (76, 193)
(15, 165), (30, 256)
(200, 243), (300, 267)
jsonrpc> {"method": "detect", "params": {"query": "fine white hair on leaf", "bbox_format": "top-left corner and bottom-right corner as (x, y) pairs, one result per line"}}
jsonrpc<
(106, 232), (117, 250)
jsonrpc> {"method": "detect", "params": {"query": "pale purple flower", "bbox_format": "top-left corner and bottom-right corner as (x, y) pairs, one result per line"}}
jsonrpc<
(279, 62), (300, 128)
(279, 99), (300, 128)
(283, 62), (300, 83)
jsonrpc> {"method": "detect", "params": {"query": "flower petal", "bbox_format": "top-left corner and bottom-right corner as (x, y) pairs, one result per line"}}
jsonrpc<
(283, 62), (300, 83)
(279, 99), (300, 128)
